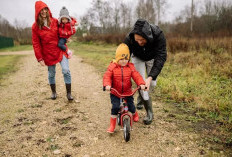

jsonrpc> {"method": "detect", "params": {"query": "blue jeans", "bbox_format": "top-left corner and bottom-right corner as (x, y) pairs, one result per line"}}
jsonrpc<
(110, 94), (135, 115)
(48, 55), (71, 84)
(58, 38), (67, 51)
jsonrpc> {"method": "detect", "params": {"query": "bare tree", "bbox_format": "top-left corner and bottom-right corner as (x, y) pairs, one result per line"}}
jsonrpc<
(111, 0), (121, 32)
(135, 0), (156, 24)
(120, 2), (128, 30)
(191, 0), (194, 32)
(154, 0), (168, 25)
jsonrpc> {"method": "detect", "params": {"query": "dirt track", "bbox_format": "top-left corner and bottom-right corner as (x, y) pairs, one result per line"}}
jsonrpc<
(0, 51), (228, 156)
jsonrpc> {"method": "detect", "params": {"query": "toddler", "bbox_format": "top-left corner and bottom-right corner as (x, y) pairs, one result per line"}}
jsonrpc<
(58, 6), (78, 59)
(103, 43), (146, 133)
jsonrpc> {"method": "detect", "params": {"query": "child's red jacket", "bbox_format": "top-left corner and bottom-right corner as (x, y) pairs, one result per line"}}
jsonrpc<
(58, 17), (77, 39)
(103, 62), (145, 96)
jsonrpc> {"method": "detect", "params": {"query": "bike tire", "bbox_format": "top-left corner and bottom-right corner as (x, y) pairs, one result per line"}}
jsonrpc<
(123, 118), (130, 142)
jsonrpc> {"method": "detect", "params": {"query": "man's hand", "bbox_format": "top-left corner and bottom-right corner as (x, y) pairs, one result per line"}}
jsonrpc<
(105, 85), (111, 91)
(145, 76), (153, 91)
(39, 60), (45, 66)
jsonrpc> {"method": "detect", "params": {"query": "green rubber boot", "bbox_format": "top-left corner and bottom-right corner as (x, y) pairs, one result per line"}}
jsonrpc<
(143, 97), (153, 125)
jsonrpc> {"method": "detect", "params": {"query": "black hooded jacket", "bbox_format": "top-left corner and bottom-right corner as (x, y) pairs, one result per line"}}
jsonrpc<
(124, 19), (167, 80)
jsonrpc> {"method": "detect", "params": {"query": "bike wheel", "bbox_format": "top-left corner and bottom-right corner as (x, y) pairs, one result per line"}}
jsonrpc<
(123, 118), (130, 142)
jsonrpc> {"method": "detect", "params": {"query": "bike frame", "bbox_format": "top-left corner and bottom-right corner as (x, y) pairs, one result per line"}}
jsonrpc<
(110, 86), (141, 128)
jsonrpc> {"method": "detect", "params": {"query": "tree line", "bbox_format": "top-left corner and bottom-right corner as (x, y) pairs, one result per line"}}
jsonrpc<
(79, 0), (232, 38)
(0, 15), (31, 45)
(79, 0), (167, 34)
(0, 0), (231, 46)
(169, 0), (232, 37)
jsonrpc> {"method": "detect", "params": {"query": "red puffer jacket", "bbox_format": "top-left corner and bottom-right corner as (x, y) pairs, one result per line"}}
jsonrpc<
(58, 18), (77, 39)
(103, 62), (145, 96)
(32, 1), (68, 66)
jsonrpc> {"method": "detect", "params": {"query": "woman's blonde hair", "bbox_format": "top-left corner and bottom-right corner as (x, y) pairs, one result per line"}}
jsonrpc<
(37, 8), (51, 29)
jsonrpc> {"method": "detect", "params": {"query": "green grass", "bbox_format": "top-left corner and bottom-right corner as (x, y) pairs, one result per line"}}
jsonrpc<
(0, 55), (24, 81)
(0, 45), (32, 84)
(68, 42), (116, 73)
(153, 51), (232, 126)
(69, 41), (232, 127)
(0, 45), (33, 52)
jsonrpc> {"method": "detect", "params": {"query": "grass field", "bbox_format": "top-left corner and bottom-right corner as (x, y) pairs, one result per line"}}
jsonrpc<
(69, 41), (232, 129)
(0, 55), (24, 81)
(156, 52), (232, 125)
(0, 45), (32, 52)
(0, 45), (31, 83)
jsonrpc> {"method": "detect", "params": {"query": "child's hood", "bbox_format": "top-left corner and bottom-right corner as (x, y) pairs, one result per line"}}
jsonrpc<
(34, 1), (52, 22)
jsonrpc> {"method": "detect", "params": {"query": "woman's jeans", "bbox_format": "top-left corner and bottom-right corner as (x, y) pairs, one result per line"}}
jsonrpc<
(110, 94), (135, 115)
(48, 55), (71, 84)
(131, 54), (156, 99)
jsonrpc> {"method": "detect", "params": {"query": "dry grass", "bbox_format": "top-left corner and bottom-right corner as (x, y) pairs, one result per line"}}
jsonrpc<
(167, 37), (232, 55)
(77, 33), (126, 45)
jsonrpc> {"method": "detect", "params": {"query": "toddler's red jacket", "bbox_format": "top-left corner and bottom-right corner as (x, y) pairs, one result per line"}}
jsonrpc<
(58, 17), (77, 39)
(103, 62), (145, 96)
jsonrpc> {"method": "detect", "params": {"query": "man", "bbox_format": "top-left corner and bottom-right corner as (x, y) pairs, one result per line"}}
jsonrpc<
(124, 19), (167, 125)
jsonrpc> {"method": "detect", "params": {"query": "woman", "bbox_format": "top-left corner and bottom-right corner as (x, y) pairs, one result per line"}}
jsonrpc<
(32, 1), (73, 100)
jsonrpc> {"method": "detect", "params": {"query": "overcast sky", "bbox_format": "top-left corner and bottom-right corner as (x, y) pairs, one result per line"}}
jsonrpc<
(0, 0), (194, 27)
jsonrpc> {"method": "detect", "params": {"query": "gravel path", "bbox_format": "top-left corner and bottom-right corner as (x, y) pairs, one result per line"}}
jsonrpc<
(0, 51), (227, 157)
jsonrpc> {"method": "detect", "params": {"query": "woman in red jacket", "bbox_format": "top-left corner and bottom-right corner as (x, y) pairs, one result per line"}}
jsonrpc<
(32, 1), (73, 100)
(103, 43), (146, 133)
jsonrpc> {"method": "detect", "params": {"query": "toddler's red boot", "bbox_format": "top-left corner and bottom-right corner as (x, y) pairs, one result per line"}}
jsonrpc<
(107, 117), (116, 133)
(133, 111), (139, 122)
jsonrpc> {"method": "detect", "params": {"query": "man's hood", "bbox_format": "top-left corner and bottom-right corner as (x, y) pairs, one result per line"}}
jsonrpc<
(129, 19), (154, 43)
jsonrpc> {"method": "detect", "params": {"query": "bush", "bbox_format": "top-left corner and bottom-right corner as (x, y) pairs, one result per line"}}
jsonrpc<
(167, 37), (232, 54)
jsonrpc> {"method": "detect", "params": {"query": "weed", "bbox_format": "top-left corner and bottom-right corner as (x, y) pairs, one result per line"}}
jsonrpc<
(50, 144), (59, 151)
(46, 137), (54, 142)
(30, 104), (42, 108)
(54, 108), (62, 112)
(56, 116), (73, 124)
(17, 109), (24, 113)
(23, 121), (33, 125)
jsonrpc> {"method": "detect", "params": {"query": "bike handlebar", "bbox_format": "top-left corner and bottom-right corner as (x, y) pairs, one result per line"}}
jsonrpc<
(110, 86), (141, 98)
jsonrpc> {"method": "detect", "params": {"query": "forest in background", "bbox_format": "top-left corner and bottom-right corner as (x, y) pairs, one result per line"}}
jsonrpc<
(0, 0), (231, 47)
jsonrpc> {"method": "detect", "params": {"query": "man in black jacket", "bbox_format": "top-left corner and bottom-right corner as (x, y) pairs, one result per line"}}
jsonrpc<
(124, 19), (167, 125)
